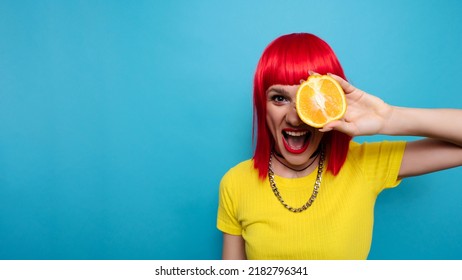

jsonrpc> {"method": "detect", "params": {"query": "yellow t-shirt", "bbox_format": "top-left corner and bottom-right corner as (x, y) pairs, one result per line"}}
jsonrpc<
(217, 141), (406, 260)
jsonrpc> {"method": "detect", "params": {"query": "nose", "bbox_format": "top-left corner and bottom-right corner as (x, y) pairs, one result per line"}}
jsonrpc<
(285, 104), (303, 127)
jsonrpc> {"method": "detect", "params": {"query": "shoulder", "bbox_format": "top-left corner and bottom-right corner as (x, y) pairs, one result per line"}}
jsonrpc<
(220, 159), (261, 193)
(225, 159), (255, 176)
(221, 159), (258, 184)
(347, 140), (406, 159)
(342, 140), (407, 192)
(341, 140), (407, 178)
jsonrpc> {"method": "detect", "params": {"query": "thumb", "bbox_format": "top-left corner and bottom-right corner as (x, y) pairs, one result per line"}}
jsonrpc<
(319, 119), (357, 136)
(319, 120), (342, 132)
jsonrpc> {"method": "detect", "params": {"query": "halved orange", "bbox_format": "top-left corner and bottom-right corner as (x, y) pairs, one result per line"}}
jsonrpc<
(296, 74), (347, 128)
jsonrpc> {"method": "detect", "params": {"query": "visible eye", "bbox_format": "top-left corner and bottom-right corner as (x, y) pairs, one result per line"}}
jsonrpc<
(270, 95), (289, 104)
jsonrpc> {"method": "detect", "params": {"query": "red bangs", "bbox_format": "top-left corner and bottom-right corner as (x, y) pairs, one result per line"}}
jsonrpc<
(252, 33), (352, 180)
(260, 33), (346, 89)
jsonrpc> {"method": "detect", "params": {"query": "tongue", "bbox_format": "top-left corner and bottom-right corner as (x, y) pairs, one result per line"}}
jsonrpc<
(287, 135), (306, 150)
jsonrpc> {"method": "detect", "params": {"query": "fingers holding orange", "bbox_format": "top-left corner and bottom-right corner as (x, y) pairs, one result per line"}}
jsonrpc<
(326, 73), (356, 95)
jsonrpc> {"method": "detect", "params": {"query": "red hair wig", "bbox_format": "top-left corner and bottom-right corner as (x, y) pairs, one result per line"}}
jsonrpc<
(253, 33), (352, 180)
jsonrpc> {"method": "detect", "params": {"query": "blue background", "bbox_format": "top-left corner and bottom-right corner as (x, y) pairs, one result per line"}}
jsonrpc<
(1, 0), (461, 260)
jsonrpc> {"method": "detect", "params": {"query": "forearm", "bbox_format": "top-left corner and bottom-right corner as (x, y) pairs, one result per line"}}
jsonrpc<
(383, 107), (462, 146)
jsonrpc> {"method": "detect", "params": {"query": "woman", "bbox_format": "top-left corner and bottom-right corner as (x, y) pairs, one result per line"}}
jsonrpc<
(217, 33), (462, 260)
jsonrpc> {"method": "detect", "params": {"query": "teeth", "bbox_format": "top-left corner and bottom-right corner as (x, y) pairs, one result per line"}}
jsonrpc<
(285, 131), (308, 137)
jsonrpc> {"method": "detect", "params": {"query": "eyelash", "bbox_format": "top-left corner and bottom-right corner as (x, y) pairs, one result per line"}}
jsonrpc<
(271, 95), (289, 103)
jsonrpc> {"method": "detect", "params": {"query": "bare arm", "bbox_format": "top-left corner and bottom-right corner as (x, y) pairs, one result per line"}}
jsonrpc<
(222, 233), (246, 260)
(386, 107), (462, 178)
(322, 74), (462, 178)
(400, 138), (462, 178)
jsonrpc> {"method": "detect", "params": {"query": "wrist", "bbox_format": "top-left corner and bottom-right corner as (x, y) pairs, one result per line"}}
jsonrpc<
(380, 106), (415, 136)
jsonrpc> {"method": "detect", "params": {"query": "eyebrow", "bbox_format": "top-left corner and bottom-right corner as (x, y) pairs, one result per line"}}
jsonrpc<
(266, 86), (289, 95)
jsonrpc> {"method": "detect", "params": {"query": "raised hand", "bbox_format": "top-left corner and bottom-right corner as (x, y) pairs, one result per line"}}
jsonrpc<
(319, 74), (394, 136)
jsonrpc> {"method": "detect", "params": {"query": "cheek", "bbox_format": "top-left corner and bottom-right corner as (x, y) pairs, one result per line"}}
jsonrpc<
(266, 106), (284, 124)
(265, 110), (280, 139)
(265, 115), (276, 137)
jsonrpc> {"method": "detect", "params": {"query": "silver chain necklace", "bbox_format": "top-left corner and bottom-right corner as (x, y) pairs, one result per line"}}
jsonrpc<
(268, 148), (325, 213)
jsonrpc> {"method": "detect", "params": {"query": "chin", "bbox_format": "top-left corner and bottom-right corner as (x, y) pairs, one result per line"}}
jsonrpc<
(283, 151), (314, 166)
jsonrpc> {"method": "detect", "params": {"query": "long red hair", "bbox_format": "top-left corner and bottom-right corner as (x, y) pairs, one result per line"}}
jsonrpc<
(253, 33), (352, 180)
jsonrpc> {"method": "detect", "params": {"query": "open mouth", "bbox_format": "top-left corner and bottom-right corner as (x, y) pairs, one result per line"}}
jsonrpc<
(282, 129), (311, 154)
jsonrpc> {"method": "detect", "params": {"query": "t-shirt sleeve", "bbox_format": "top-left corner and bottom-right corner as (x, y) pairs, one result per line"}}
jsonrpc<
(355, 141), (406, 194)
(217, 170), (242, 235)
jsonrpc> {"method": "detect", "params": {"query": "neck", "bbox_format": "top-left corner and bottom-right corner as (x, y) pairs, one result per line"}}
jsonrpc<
(271, 152), (320, 178)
